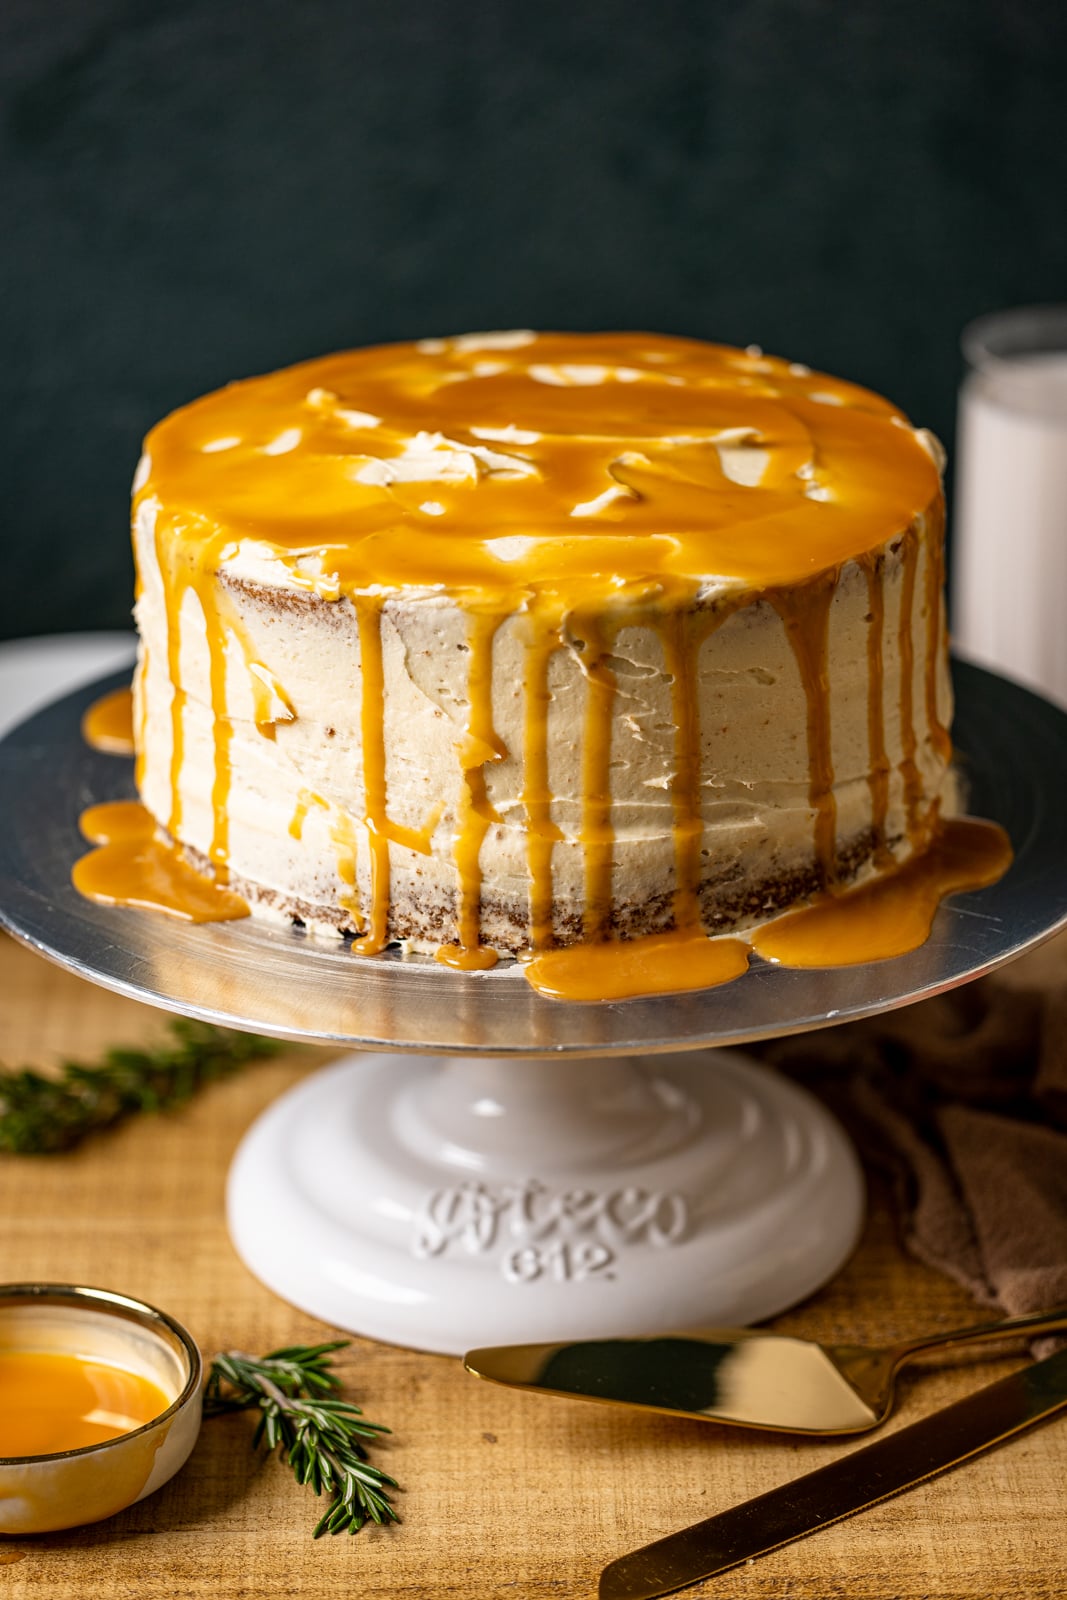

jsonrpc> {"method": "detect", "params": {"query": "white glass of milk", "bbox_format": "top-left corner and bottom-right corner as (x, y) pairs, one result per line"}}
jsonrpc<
(952, 304), (1067, 710)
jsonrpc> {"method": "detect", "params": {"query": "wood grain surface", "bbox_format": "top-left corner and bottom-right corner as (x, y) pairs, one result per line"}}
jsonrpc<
(1, 931), (1065, 1599)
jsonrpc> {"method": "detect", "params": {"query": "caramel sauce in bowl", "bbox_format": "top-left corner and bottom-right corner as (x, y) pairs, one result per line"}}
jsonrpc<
(0, 1284), (202, 1535)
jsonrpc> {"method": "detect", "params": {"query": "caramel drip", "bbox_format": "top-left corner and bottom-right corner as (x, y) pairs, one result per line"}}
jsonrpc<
(524, 929), (750, 1001)
(73, 801), (248, 923)
(289, 794), (311, 842)
(289, 787), (331, 842)
(520, 617), (564, 950)
(577, 615), (617, 941)
(134, 652), (149, 792)
(329, 809), (364, 931)
(206, 601), (232, 882)
(436, 611), (505, 971)
(659, 598), (749, 933)
(145, 516), (245, 889)
(897, 528), (922, 844)
(218, 602), (299, 741)
(860, 554), (892, 867)
(353, 597), (389, 953)
(923, 504), (953, 764)
(750, 817), (1012, 969)
(770, 574), (838, 889)
(387, 804), (445, 856)
(155, 519), (185, 839)
(660, 610), (705, 931)
(80, 800), (155, 841)
(81, 686), (135, 755)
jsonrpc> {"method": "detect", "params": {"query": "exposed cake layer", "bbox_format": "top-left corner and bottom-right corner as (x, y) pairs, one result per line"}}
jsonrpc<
(130, 332), (952, 960)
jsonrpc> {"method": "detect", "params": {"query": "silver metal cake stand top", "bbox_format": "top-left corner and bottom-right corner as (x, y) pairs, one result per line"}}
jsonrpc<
(1, 660), (1065, 1056)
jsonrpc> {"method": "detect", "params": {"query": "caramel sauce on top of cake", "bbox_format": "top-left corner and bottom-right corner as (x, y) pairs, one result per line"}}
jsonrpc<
(75, 332), (1010, 998)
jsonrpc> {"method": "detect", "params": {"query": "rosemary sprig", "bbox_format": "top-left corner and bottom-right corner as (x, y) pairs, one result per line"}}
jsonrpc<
(204, 1342), (400, 1536)
(0, 1019), (281, 1153)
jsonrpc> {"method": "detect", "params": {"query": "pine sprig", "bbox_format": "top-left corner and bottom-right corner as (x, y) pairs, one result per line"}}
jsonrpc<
(204, 1342), (400, 1536)
(0, 1019), (281, 1153)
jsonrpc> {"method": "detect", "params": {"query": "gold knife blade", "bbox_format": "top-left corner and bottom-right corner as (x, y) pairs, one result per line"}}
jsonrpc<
(464, 1333), (880, 1432)
(599, 1344), (1067, 1600)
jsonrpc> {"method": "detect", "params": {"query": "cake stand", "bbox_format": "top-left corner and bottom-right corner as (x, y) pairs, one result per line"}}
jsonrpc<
(2, 662), (1065, 1356)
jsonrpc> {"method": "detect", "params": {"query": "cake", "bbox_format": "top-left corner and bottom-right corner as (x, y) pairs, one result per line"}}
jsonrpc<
(129, 330), (955, 972)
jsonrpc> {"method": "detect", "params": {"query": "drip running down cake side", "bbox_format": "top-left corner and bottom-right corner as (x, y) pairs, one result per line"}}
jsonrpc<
(99, 330), (998, 988)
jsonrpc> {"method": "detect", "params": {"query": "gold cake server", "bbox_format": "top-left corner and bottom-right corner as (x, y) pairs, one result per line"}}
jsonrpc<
(598, 1343), (1067, 1599)
(465, 1303), (1067, 1434)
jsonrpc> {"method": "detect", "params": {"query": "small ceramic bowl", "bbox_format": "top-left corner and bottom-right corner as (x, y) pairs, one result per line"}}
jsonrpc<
(0, 1283), (203, 1535)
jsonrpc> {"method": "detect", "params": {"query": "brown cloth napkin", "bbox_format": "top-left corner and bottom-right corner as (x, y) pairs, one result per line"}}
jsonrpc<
(751, 937), (1067, 1323)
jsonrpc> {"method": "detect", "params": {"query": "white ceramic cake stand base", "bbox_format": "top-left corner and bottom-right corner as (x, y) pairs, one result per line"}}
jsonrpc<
(226, 1048), (863, 1355)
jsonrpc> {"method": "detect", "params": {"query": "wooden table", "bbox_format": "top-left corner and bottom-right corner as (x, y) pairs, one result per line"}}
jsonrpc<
(1, 932), (1064, 1599)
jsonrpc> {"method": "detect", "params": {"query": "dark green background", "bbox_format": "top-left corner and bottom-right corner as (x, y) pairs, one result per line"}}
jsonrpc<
(3, 0), (1065, 642)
